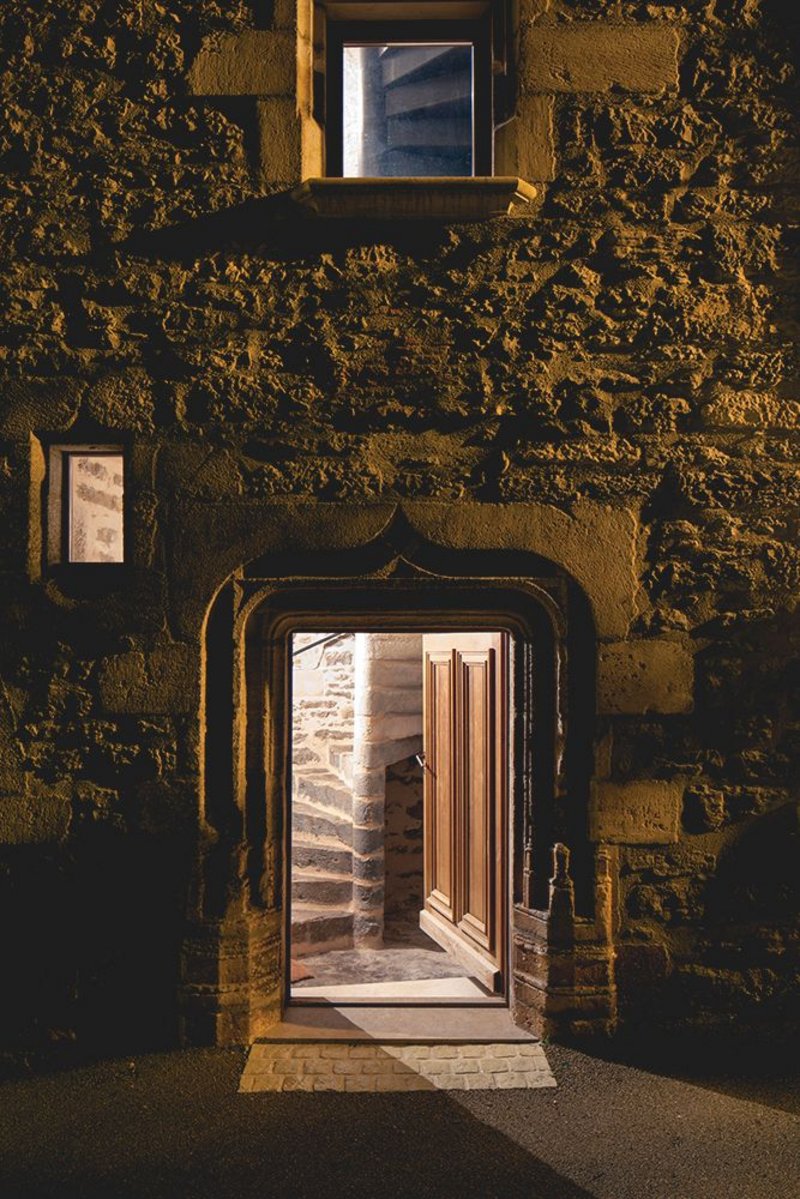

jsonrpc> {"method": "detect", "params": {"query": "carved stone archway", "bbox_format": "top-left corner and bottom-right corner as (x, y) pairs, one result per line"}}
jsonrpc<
(179, 509), (617, 1045)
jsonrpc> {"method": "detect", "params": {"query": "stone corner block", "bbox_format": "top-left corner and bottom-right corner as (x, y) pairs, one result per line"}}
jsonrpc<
(98, 646), (197, 715)
(188, 30), (295, 97)
(521, 23), (680, 94)
(495, 95), (556, 182)
(590, 779), (683, 844)
(597, 639), (693, 715)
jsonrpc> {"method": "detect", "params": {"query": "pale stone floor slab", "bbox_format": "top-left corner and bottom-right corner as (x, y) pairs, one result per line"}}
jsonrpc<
(292, 933), (475, 991)
(295, 975), (489, 1000)
(240, 1041), (556, 1093)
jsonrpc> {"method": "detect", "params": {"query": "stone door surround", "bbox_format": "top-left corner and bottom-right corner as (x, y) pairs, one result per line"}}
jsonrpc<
(176, 502), (692, 1045)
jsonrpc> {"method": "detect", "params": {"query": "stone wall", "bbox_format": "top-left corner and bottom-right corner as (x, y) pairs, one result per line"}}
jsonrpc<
(0, 0), (797, 1060)
(384, 754), (424, 930)
(351, 633), (423, 944)
(291, 632), (355, 788)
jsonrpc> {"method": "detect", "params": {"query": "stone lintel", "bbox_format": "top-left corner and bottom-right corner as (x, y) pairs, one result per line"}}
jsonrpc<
(188, 31), (295, 96)
(170, 499), (641, 640)
(590, 780), (683, 844)
(520, 23), (680, 94)
(597, 639), (694, 715)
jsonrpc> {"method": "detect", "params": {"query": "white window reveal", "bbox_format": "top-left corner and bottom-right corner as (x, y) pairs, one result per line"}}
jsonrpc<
(47, 446), (125, 567)
(66, 452), (124, 563)
(342, 43), (475, 178)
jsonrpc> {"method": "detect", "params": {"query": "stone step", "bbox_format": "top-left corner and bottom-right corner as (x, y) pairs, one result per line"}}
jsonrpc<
(328, 745), (353, 785)
(292, 800), (353, 848)
(324, 736), (352, 755)
(292, 868), (353, 906)
(294, 768), (352, 817)
(292, 837), (353, 876)
(291, 904), (354, 958)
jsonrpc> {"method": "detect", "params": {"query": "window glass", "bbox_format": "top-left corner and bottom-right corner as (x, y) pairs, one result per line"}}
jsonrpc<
(67, 453), (124, 563)
(343, 43), (474, 178)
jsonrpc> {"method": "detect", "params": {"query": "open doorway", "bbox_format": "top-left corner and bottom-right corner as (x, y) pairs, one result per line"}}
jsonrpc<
(288, 629), (509, 1005)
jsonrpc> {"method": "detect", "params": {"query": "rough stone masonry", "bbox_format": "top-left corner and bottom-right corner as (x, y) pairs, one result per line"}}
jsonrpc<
(0, 0), (797, 1067)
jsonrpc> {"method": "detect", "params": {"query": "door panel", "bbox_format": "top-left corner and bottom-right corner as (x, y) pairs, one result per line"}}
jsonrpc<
(421, 632), (507, 990)
(459, 651), (492, 950)
(424, 647), (456, 923)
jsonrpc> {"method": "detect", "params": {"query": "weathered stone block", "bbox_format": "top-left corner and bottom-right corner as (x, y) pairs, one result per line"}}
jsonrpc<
(257, 98), (302, 183)
(0, 381), (82, 439)
(409, 501), (641, 638)
(98, 646), (197, 714)
(520, 23), (680, 94)
(597, 639), (693, 715)
(362, 633), (423, 660)
(369, 661), (423, 690)
(0, 777), (71, 845)
(590, 780), (683, 844)
(188, 31), (295, 97)
(616, 942), (672, 1007)
(495, 95), (556, 181)
(703, 390), (800, 430)
(683, 785), (726, 833)
(363, 734), (424, 769)
(359, 686), (423, 717)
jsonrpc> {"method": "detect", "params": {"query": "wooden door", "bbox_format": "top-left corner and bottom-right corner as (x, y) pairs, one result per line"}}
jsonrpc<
(421, 632), (507, 992)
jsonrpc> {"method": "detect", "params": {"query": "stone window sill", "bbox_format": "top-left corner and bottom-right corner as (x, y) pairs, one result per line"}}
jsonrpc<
(291, 177), (537, 220)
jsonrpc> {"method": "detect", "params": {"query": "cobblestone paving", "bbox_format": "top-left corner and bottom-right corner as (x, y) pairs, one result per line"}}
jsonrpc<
(240, 1041), (556, 1093)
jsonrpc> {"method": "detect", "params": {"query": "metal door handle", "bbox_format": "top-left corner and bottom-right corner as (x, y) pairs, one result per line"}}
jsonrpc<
(415, 752), (435, 778)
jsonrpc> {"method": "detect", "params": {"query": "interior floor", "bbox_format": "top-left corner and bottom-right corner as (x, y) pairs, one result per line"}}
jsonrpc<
(291, 922), (498, 1002)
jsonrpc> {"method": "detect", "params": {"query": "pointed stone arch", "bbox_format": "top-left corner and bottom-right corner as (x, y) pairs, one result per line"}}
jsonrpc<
(180, 503), (621, 1044)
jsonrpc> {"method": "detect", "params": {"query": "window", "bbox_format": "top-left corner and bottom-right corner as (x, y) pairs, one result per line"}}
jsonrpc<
(319, 3), (507, 179)
(330, 23), (491, 177)
(47, 446), (125, 566)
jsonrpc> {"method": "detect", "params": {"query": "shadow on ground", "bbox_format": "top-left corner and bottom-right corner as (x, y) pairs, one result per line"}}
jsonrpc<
(0, 1048), (590, 1199)
(560, 1030), (800, 1116)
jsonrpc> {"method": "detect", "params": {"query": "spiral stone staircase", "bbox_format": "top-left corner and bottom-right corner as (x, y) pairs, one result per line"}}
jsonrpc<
(291, 737), (356, 957)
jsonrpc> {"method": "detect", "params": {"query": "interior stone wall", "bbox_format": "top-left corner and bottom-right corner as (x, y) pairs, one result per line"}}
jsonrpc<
(384, 754), (424, 930)
(291, 632), (355, 788)
(0, 0), (797, 1063)
(350, 633), (423, 944)
(290, 630), (423, 955)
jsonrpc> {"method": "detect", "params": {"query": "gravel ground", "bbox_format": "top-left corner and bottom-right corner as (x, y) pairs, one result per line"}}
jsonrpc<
(0, 1035), (797, 1199)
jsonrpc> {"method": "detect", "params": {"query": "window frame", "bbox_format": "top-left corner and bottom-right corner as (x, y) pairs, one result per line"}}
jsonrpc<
(324, 15), (494, 178)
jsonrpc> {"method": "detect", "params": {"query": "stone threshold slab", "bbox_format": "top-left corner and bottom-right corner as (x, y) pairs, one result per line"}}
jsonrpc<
(240, 1041), (556, 1093)
(293, 975), (493, 1001)
(262, 1004), (537, 1042)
